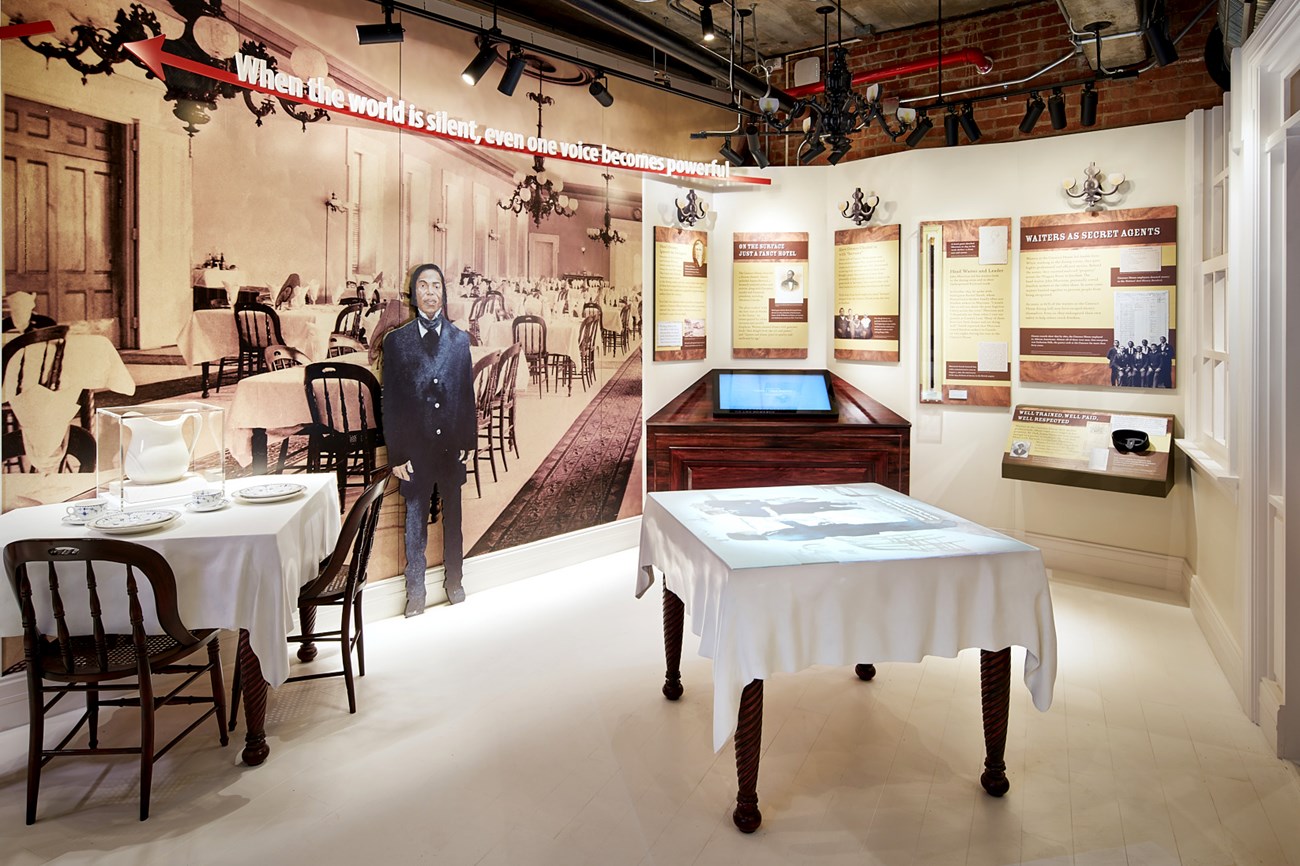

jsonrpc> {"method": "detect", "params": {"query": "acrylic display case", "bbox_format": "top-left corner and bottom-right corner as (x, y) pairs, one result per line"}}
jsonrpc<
(96, 401), (226, 507)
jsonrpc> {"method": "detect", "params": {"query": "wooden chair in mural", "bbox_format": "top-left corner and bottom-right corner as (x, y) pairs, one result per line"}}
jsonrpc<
(2, 313), (56, 334)
(491, 343), (522, 470)
(601, 306), (628, 356)
(216, 302), (284, 391)
(512, 315), (549, 397)
(2, 324), (70, 442)
(466, 350), (502, 498)
(578, 313), (600, 391)
(3, 538), (229, 824)
(333, 304), (367, 347)
(303, 362), (384, 503)
(262, 345), (312, 473)
(328, 334), (366, 358)
(1, 426), (96, 474)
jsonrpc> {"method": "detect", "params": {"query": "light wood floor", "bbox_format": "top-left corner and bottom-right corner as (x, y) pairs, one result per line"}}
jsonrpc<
(1, 548), (1298, 865)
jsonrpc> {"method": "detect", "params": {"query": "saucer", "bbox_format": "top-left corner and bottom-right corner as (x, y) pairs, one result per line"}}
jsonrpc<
(62, 515), (98, 526)
(185, 499), (231, 513)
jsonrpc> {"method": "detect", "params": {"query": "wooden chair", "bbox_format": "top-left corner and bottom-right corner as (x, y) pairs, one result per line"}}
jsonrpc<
(333, 305), (366, 346)
(2, 325), (70, 437)
(230, 471), (389, 720)
(327, 333), (366, 358)
(2, 426), (96, 474)
(337, 296), (366, 308)
(2, 313), (56, 333)
(467, 350), (502, 497)
(263, 344), (310, 371)
(578, 314), (600, 391)
(303, 362), (384, 502)
(601, 307), (627, 356)
(581, 302), (601, 319)
(512, 315), (549, 397)
(216, 302), (284, 391)
(2, 538), (228, 824)
(490, 344), (522, 470)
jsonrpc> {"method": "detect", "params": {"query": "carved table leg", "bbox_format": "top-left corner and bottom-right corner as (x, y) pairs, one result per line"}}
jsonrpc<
(979, 647), (1012, 797)
(733, 679), (764, 833)
(237, 629), (271, 766)
(854, 664), (877, 681)
(296, 603), (318, 662)
(662, 588), (684, 700)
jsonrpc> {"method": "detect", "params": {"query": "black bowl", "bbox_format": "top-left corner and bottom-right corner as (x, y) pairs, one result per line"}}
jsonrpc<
(1111, 429), (1150, 454)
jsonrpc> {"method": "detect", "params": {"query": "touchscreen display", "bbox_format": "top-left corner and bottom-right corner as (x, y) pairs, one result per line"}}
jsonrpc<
(713, 370), (836, 415)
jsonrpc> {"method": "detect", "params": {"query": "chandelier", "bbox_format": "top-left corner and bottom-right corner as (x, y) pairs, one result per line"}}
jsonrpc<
(587, 173), (627, 247)
(9, 0), (329, 137)
(498, 89), (578, 226)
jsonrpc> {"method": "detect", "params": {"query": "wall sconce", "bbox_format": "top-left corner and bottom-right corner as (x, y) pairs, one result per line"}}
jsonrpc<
(1063, 162), (1126, 211)
(487, 229), (500, 240)
(324, 192), (343, 213)
(839, 188), (880, 226)
(675, 189), (709, 227)
(432, 218), (448, 233)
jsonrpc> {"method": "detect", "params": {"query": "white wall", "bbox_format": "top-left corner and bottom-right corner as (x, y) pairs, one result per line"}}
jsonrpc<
(643, 121), (1193, 583)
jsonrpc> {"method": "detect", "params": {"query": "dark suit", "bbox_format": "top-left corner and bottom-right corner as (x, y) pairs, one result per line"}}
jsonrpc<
(381, 314), (476, 601)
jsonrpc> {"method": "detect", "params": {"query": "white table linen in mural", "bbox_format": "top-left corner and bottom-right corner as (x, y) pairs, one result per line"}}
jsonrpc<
(3, 333), (136, 472)
(0, 473), (340, 689)
(481, 317), (582, 361)
(178, 307), (363, 365)
(637, 483), (1058, 751)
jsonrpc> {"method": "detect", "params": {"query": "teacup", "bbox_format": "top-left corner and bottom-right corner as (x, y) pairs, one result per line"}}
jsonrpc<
(191, 488), (226, 510)
(66, 500), (107, 522)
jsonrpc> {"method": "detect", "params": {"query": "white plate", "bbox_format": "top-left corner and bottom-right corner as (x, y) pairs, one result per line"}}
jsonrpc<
(89, 509), (180, 535)
(235, 483), (307, 504)
(185, 499), (231, 513)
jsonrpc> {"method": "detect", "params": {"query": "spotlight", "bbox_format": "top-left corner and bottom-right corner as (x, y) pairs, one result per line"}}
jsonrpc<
(944, 108), (960, 147)
(827, 142), (852, 165)
(1145, 6), (1179, 66)
(461, 39), (497, 86)
(1080, 82), (1098, 127)
(1019, 92), (1045, 134)
(958, 102), (981, 142)
(719, 136), (745, 167)
(799, 138), (827, 165)
(589, 74), (614, 108)
(905, 113), (933, 148)
(1047, 88), (1067, 130)
(699, 1), (716, 41)
(357, 2), (404, 44)
(497, 46), (527, 96)
(745, 124), (769, 168)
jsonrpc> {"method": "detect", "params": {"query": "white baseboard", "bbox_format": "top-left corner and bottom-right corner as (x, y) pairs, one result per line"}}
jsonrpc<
(1014, 530), (1187, 594)
(0, 517), (643, 732)
(1188, 571), (1247, 709)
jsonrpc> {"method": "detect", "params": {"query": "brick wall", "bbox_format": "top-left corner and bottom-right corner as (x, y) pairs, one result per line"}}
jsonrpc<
(763, 0), (1223, 165)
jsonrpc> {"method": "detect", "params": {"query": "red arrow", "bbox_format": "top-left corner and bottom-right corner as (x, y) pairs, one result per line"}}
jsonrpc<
(0, 20), (56, 40)
(122, 36), (770, 186)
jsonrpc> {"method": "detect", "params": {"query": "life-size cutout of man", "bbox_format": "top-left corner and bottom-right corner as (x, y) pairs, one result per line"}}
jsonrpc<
(382, 264), (476, 615)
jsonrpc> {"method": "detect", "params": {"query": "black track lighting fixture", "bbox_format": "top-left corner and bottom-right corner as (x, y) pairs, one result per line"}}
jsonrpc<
(944, 108), (960, 147)
(461, 36), (498, 86)
(745, 124), (769, 168)
(719, 136), (745, 167)
(1145, 2), (1179, 66)
(588, 72), (614, 108)
(357, 2), (404, 44)
(699, 1), (717, 42)
(497, 45), (527, 96)
(905, 112), (934, 148)
(1047, 88), (1067, 130)
(1019, 92), (1045, 134)
(800, 137), (827, 165)
(1080, 81), (1099, 127)
(958, 102), (981, 143)
(827, 141), (852, 165)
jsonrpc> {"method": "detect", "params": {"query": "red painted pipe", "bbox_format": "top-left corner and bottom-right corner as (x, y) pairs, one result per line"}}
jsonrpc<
(783, 48), (994, 99)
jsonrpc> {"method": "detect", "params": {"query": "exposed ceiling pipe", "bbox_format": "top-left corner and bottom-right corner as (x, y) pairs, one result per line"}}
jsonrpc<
(782, 48), (993, 99)
(549, 0), (798, 111)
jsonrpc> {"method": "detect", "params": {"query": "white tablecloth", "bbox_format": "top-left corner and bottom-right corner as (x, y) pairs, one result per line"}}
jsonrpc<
(178, 307), (368, 365)
(637, 483), (1058, 751)
(0, 473), (341, 688)
(481, 317), (582, 360)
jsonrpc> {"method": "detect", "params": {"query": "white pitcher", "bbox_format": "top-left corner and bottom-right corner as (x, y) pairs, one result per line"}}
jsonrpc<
(122, 411), (202, 485)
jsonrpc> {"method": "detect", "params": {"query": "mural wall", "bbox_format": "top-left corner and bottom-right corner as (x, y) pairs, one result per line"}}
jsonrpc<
(0, 0), (730, 622)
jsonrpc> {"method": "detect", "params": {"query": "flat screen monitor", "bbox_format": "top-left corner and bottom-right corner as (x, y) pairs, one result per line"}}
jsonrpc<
(711, 369), (838, 417)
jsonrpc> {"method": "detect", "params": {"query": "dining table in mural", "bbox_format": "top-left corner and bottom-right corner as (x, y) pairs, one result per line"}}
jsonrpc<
(0, 473), (341, 766)
(177, 307), (383, 397)
(480, 316), (582, 363)
(637, 482), (1057, 832)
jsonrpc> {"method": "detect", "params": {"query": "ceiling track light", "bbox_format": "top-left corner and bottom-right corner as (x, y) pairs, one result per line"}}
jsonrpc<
(958, 102), (981, 143)
(827, 142), (852, 166)
(1019, 92), (1045, 134)
(944, 108), (960, 147)
(588, 72), (614, 108)
(905, 113), (933, 148)
(799, 137), (827, 165)
(497, 45), (527, 96)
(1047, 88), (1067, 130)
(719, 136), (745, 167)
(699, 1), (717, 42)
(1080, 82), (1099, 127)
(745, 124), (769, 168)
(357, 1), (404, 44)
(461, 33), (499, 86)
(1145, 2), (1179, 66)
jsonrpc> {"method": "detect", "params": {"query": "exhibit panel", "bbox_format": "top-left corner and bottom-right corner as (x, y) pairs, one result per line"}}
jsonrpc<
(834, 225), (901, 362)
(653, 226), (709, 361)
(731, 232), (810, 359)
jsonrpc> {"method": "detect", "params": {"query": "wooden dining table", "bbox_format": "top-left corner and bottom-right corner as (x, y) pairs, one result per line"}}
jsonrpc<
(0, 473), (342, 766)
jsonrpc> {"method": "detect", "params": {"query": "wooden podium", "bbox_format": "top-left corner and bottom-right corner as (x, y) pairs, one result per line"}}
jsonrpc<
(646, 372), (911, 494)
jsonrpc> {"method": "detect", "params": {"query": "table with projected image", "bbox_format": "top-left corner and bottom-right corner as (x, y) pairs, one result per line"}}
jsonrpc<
(636, 482), (1058, 832)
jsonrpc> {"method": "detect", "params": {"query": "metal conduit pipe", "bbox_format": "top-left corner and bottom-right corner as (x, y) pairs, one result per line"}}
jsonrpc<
(783, 48), (994, 99)
(550, 0), (799, 111)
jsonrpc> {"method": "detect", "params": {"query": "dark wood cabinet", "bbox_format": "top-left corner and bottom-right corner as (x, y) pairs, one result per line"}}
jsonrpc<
(646, 372), (911, 494)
